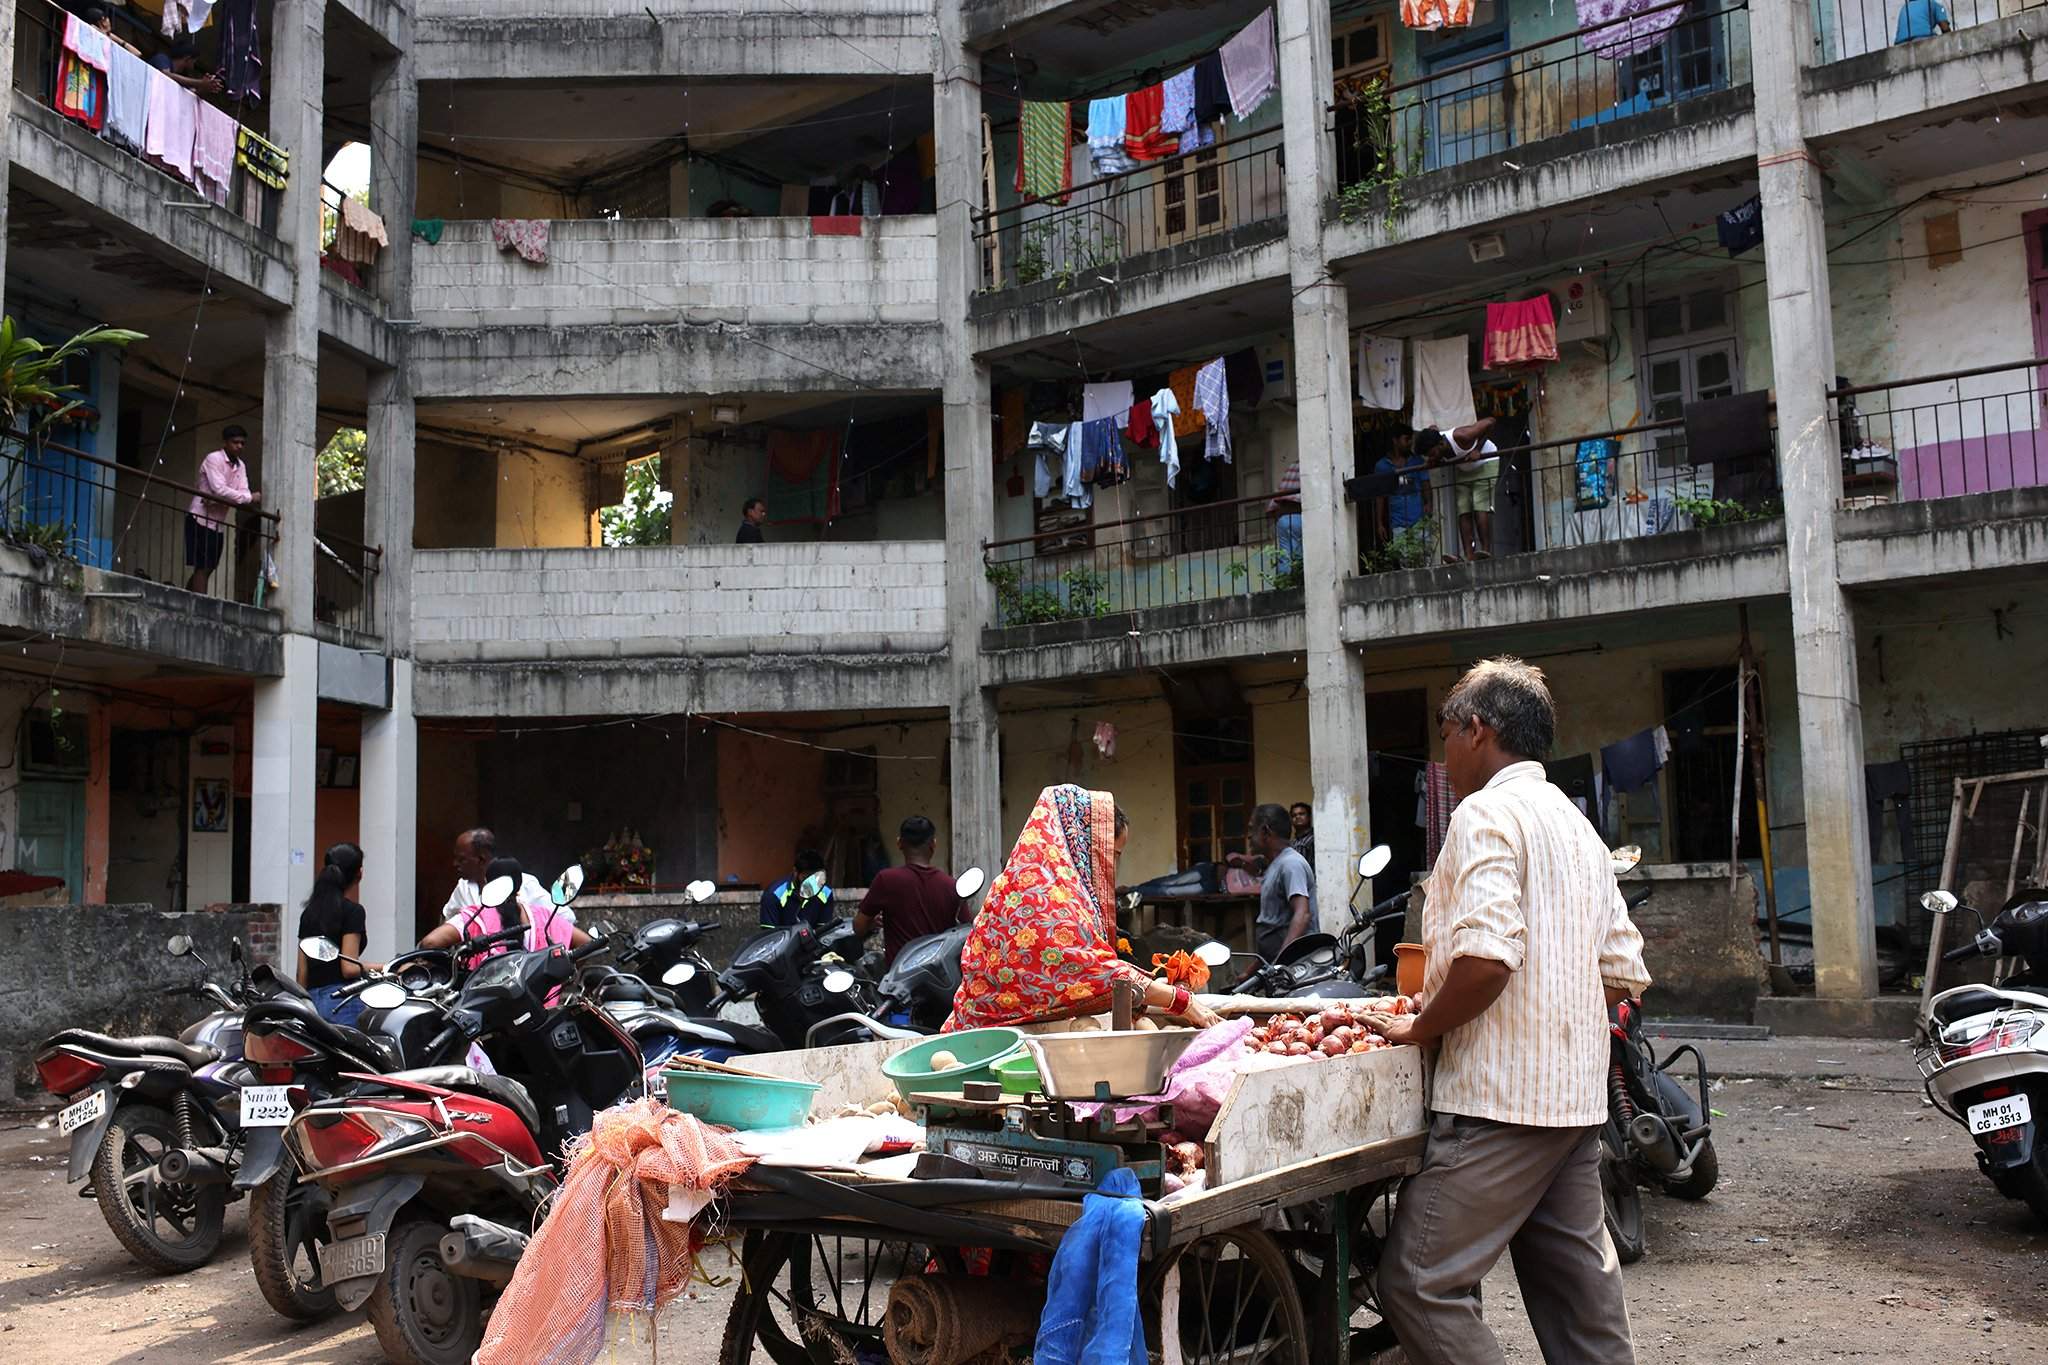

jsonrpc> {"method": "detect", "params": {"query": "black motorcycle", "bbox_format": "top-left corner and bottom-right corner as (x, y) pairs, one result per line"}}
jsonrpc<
(1211, 847), (1400, 1001)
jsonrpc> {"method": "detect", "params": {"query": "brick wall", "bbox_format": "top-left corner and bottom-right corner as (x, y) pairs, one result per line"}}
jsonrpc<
(410, 543), (950, 660)
(410, 217), (940, 328)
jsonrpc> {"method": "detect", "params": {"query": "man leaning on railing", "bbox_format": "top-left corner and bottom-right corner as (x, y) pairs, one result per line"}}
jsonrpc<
(186, 425), (262, 597)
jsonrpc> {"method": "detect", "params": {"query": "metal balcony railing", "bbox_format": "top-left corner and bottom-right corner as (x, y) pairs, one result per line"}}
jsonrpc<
(983, 491), (1297, 627)
(975, 123), (1286, 292)
(314, 531), (381, 639)
(0, 435), (282, 607)
(1832, 358), (2048, 503)
(1810, 0), (2044, 66)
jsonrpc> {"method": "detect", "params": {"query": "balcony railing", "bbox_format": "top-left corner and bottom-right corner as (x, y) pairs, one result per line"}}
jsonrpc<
(0, 435), (281, 608)
(13, 0), (282, 235)
(1833, 358), (2048, 504)
(1332, 0), (1750, 196)
(314, 532), (381, 640)
(1810, 0), (2044, 66)
(983, 492), (1298, 627)
(974, 123), (1286, 293)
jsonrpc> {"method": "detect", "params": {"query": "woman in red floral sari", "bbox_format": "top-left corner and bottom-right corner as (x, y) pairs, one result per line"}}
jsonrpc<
(944, 785), (1220, 1031)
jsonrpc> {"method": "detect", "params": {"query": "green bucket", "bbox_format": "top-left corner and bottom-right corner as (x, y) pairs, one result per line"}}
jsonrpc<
(993, 1051), (1041, 1095)
(662, 1069), (820, 1131)
(880, 1028), (1028, 1105)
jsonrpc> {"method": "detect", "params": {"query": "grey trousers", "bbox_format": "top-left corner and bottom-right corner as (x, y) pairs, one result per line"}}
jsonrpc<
(1379, 1113), (1636, 1365)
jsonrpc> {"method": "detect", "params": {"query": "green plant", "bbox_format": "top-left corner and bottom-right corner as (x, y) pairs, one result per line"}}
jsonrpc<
(1016, 218), (1125, 293)
(1335, 79), (1422, 231)
(1360, 521), (1436, 574)
(10, 520), (72, 557)
(1673, 493), (1782, 528)
(317, 428), (366, 498)
(986, 562), (1114, 625)
(0, 317), (144, 439)
(598, 455), (672, 546)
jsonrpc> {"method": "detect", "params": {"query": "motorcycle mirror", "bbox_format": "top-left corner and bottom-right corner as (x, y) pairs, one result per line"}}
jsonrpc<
(300, 936), (341, 963)
(480, 875), (516, 908)
(1194, 941), (1233, 968)
(1357, 845), (1392, 879)
(165, 933), (194, 957)
(800, 870), (828, 900)
(359, 982), (408, 1011)
(1121, 890), (1143, 914)
(1609, 844), (1643, 875)
(230, 936), (244, 963)
(552, 864), (585, 906)
(821, 969), (855, 995)
(686, 879), (718, 903)
(955, 866), (987, 900)
(662, 963), (697, 986)
(1921, 889), (1958, 915)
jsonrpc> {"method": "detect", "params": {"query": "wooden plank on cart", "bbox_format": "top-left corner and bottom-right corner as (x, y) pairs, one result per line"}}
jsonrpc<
(1203, 1045), (1426, 1186)
(1161, 1132), (1426, 1245)
(741, 1037), (924, 1116)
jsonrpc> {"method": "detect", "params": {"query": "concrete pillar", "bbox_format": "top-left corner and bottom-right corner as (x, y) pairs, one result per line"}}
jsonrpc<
(1277, 0), (1375, 938)
(0, 1), (13, 296)
(369, 36), (416, 313)
(1752, 0), (1876, 998)
(261, 0), (325, 633)
(366, 366), (413, 651)
(359, 658), (417, 957)
(252, 634), (320, 959)
(934, 10), (1003, 874)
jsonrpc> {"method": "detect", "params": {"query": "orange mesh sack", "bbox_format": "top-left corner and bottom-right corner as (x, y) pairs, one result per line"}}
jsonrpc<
(478, 1098), (754, 1365)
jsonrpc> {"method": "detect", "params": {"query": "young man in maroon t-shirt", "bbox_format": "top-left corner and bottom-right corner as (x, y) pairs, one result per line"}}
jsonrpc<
(853, 815), (968, 967)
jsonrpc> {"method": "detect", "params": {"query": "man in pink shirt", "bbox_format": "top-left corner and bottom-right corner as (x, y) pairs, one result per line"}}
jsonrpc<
(186, 425), (261, 595)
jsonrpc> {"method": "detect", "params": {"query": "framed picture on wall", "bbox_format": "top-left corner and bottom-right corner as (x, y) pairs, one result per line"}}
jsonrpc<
(333, 754), (359, 789)
(317, 747), (335, 788)
(192, 778), (229, 833)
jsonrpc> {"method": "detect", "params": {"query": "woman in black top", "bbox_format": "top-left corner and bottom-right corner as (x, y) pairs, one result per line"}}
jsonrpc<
(297, 843), (370, 1025)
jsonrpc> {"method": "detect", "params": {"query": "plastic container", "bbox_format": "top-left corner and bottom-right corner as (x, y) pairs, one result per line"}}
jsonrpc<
(1394, 942), (1427, 998)
(881, 1028), (1027, 1104)
(993, 1051), (1041, 1095)
(663, 1069), (820, 1131)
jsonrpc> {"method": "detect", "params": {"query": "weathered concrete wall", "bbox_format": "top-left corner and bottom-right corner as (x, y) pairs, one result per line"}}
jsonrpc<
(410, 218), (939, 329)
(1838, 486), (2048, 586)
(0, 904), (279, 1102)
(493, 448), (591, 549)
(981, 593), (1307, 687)
(317, 274), (399, 370)
(407, 322), (944, 398)
(1623, 864), (1769, 1022)
(414, 0), (937, 81)
(411, 543), (949, 660)
(1805, 12), (2048, 129)
(414, 653), (951, 718)
(997, 693), (1183, 882)
(0, 548), (283, 675)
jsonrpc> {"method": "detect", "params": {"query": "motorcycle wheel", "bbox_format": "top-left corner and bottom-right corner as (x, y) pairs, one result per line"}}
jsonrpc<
(1600, 1125), (1646, 1265)
(366, 1219), (482, 1365)
(89, 1101), (225, 1273)
(248, 1161), (337, 1321)
(1664, 1139), (1720, 1202)
(2017, 1150), (2048, 1225)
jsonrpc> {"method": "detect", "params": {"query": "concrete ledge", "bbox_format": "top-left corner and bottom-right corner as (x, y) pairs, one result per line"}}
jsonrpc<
(1837, 487), (2048, 587)
(1753, 995), (1923, 1041)
(0, 549), (283, 675)
(1804, 13), (2048, 141)
(414, 651), (951, 717)
(332, 0), (408, 53)
(317, 274), (399, 369)
(980, 589), (1304, 685)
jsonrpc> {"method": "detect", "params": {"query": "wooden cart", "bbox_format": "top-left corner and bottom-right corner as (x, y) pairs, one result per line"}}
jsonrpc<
(713, 1037), (1428, 1365)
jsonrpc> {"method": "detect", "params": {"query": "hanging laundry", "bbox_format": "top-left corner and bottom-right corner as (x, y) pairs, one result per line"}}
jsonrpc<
(1087, 97), (1136, 176)
(1484, 295), (1560, 369)
(104, 43), (152, 152)
(1124, 83), (1179, 162)
(1411, 335), (1477, 433)
(215, 0), (264, 103)
(409, 217), (445, 245)
(1015, 100), (1074, 205)
(1125, 399), (1156, 449)
(764, 429), (838, 524)
(1062, 420), (1091, 507)
(1600, 727), (1667, 825)
(193, 101), (237, 206)
(1717, 194), (1763, 257)
(1194, 357), (1232, 464)
(491, 218), (550, 264)
(1422, 761), (1459, 868)
(1356, 334), (1405, 410)
(1192, 52), (1232, 127)
(161, 0), (217, 38)
(1577, 0), (1687, 60)
(1093, 723), (1118, 759)
(1026, 421), (1069, 499)
(811, 215), (863, 236)
(1150, 387), (1182, 487)
(1078, 416), (1120, 484)
(1401, 0), (1475, 30)
(1220, 10), (1278, 120)
(1165, 366), (1207, 440)
(62, 12), (112, 72)
(1575, 438), (1619, 510)
(1180, 120), (1217, 153)
(143, 68), (198, 182)
(56, 14), (110, 133)
(1082, 381), (1135, 424)
(1160, 68), (1196, 136)
(334, 196), (390, 266)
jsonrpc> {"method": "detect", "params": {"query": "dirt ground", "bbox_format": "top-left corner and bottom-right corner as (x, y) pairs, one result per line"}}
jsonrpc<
(1, 1044), (2044, 1363)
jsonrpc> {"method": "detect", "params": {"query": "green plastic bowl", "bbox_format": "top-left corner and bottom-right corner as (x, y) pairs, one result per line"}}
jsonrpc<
(880, 1028), (1028, 1105)
(663, 1069), (820, 1131)
(994, 1051), (1041, 1095)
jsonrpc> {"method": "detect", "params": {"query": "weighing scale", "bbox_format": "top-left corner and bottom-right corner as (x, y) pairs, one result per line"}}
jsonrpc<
(909, 1083), (1170, 1192)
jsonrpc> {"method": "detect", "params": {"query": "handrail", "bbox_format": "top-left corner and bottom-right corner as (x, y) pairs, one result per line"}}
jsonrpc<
(1829, 357), (2048, 400)
(8, 434), (283, 526)
(316, 530), (385, 559)
(983, 489), (1278, 553)
(1376, 0), (1739, 99)
(976, 121), (1283, 225)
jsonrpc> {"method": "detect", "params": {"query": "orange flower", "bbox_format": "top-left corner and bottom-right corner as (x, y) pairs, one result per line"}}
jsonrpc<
(1151, 950), (1211, 991)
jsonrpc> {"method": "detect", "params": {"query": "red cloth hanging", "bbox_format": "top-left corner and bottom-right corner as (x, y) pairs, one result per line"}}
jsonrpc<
(1123, 85), (1179, 162)
(1485, 294), (1560, 369)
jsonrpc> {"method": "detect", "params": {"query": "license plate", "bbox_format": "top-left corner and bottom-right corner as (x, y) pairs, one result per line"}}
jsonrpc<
(318, 1232), (385, 1283)
(57, 1090), (107, 1136)
(1968, 1093), (2032, 1135)
(239, 1086), (294, 1128)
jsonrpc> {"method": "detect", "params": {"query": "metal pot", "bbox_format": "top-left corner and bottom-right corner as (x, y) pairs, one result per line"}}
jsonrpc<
(1023, 1029), (1199, 1100)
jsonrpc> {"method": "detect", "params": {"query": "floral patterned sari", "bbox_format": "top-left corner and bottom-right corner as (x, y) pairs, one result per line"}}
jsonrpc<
(944, 785), (1148, 1031)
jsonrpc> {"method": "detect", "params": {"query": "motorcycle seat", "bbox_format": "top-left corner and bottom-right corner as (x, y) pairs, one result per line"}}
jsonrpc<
(1930, 987), (2011, 1027)
(387, 1066), (540, 1134)
(245, 998), (399, 1069)
(44, 1029), (219, 1069)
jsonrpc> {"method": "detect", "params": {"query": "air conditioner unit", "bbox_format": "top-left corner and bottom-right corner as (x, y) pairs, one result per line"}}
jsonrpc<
(1256, 339), (1294, 404)
(1546, 276), (1610, 343)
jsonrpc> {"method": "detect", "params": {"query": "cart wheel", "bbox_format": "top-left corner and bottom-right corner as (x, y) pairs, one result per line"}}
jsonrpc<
(1155, 1227), (1310, 1365)
(718, 1230), (947, 1365)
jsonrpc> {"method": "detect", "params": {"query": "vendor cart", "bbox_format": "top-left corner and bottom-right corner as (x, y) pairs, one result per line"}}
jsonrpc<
(713, 1035), (1427, 1365)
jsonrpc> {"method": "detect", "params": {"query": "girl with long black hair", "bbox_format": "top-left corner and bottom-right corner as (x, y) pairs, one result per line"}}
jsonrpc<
(297, 842), (371, 1024)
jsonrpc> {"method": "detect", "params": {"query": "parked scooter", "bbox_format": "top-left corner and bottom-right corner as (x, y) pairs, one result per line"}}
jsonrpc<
(1217, 847), (1396, 1000)
(1600, 846), (1719, 1264)
(594, 877), (723, 1016)
(33, 935), (264, 1272)
(1914, 887), (2048, 1223)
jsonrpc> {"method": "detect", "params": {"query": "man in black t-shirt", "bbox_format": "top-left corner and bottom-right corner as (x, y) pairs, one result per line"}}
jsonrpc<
(736, 497), (767, 543)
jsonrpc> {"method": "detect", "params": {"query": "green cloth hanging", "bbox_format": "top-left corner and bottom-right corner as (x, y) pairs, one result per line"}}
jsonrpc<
(410, 218), (445, 245)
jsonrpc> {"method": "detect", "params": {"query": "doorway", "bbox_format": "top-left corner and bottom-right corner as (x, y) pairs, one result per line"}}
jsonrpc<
(18, 780), (85, 898)
(1662, 667), (1758, 863)
(1365, 689), (1430, 902)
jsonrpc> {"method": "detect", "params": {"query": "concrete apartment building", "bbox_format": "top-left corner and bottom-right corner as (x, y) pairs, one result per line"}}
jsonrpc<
(3, 0), (2046, 1050)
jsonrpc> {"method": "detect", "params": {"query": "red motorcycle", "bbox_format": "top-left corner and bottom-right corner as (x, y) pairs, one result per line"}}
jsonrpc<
(286, 904), (640, 1365)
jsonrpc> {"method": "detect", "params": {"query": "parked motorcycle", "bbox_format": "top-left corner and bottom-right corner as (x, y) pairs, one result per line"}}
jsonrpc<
(847, 866), (989, 1032)
(1915, 887), (2048, 1223)
(1212, 847), (1396, 1000)
(1601, 847), (1719, 1264)
(595, 877), (723, 1016)
(33, 934), (263, 1272)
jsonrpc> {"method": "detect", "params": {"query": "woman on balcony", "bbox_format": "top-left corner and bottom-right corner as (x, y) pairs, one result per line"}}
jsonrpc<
(944, 784), (1220, 1033)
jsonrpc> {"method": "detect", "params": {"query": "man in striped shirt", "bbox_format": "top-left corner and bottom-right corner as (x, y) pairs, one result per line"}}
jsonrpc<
(1377, 657), (1650, 1365)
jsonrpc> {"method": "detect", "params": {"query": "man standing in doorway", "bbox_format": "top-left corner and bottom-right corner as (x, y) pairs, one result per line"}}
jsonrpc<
(736, 497), (768, 544)
(186, 426), (260, 596)
(853, 816), (967, 968)
(1375, 657), (1649, 1365)
(441, 828), (562, 928)
(1251, 803), (1313, 962)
